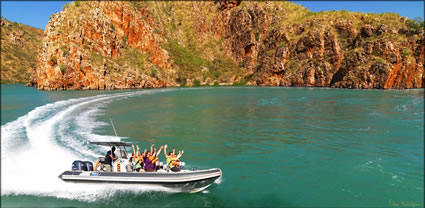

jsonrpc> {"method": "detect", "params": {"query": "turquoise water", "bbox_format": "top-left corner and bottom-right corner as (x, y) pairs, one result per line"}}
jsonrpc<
(1, 84), (424, 207)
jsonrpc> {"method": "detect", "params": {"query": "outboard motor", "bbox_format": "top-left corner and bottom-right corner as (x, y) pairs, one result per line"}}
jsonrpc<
(72, 160), (87, 171)
(84, 161), (94, 171)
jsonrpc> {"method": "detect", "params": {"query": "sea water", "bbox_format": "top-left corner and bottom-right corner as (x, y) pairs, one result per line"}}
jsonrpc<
(1, 84), (423, 207)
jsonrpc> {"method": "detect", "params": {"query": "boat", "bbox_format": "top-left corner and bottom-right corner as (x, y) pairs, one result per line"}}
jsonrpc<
(58, 141), (222, 193)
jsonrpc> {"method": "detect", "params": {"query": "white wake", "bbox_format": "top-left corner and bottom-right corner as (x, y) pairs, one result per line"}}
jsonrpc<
(1, 88), (178, 201)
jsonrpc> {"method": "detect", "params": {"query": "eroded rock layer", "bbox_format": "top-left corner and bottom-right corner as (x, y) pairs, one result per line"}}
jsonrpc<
(29, 1), (424, 90)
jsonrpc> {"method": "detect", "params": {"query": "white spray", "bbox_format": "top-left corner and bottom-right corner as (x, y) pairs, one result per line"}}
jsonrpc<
(1, 89), (176, 201)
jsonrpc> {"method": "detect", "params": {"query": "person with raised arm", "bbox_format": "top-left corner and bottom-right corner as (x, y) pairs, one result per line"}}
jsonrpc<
(152, 145), (163, 170)
(131, 144), (137, 160)
(133, 144), (145, 172)
(126, 144), (137, 172)
(164, 144), (184, 172)
(144, 143), (156, 172)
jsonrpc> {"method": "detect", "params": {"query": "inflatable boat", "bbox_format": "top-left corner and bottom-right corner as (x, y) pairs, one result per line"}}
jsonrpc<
(58, 141), (222, 193)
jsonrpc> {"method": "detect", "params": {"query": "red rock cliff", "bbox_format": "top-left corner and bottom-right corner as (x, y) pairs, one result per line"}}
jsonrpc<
(31, 1), (176, 90)
(30, 1), (424, 90)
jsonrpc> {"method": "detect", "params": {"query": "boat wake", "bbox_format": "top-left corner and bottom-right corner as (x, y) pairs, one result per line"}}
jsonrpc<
(1, 89), (179, 202)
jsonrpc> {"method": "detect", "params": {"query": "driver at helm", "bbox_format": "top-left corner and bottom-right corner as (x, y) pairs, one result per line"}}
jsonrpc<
(104, 146), (116, 172)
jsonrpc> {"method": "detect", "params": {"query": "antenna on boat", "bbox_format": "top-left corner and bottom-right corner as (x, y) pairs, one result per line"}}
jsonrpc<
(110, 118), (118, 137)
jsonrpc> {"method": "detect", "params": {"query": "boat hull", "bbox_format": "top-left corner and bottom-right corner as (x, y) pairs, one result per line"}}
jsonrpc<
(59, 168), (221, 193)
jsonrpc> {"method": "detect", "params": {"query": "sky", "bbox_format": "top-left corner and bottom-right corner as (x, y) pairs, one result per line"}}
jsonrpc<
(0, 1), (424, 30)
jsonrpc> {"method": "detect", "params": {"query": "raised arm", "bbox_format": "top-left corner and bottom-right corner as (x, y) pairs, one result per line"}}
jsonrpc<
(137, 146), (141, 157)
(176, 150), (184, 159)
(132, 144), (136, 156)
(156, 146), (163, 157)
(163, 144), (168, 158)
(150, 143), (154, 154)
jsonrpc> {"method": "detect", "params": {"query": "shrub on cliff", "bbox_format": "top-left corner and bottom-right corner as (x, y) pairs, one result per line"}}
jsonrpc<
(233, 78), (247, 86)
(153, 28), (161, 34)
(375, 57), (385, 64)
(59, 64), (67, 73)
(49, 56), (57, 66)
(179, 79), (187, 87)
(60, 45), (69, 57)
(406, 17), (424, 34)
(193, 80), (201, 86)
(265, 49), (275, 57)
(253, 29), (259, 41)
(239, 60), (245, 68)
(151, 67), (157, 77)
(132, 1), (142, 9)
(402, 48), (411, 58)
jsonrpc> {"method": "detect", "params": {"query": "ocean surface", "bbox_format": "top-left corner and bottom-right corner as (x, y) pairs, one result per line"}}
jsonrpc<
(1, 84), (424, 207)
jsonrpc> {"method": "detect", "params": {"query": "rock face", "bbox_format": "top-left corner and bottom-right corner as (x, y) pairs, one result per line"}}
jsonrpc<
(1, 18), (44, 83)
(30, 2), (176, 90)
(30, 1), (424, 90)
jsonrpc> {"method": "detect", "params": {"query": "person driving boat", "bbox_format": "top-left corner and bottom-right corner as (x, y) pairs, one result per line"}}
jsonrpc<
(104, 146), (116, 172)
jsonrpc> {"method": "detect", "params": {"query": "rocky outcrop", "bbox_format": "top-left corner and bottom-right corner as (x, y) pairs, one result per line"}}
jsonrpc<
(29, 1), (424, 90)
(215, 3), (424, 89)
(1, 18), (44, 83)
(30, 2), (176, 90)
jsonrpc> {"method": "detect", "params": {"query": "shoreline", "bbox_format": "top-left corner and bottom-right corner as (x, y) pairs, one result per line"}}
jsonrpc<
(1, 83), (424, 91)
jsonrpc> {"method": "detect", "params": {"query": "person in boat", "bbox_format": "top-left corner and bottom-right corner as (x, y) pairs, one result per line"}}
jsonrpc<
(127, 144), (141, 172)
(150, 145), (164, 171)
(164, 144), (184, 172)
(126, 156), (134, 172)
(134, 145), (146, 172)
(143, 144), (155, 172)
(153, 145), (164, 171)
(127, 144), (136, 172)
(104, 146), (116, 172)
(131, 144), (137, 160)
(144, 144), (163, 172)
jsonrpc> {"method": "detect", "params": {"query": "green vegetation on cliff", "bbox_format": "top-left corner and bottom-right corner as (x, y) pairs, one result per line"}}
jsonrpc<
(1, 18), (44, 83)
